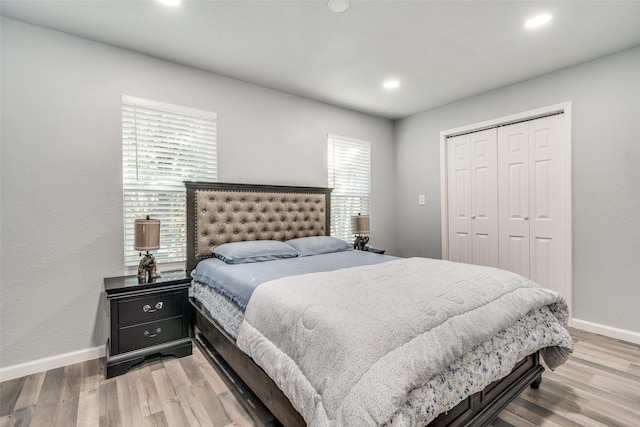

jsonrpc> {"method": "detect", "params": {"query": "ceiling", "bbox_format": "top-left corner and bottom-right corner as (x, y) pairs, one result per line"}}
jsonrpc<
(2, 0), (639, 119)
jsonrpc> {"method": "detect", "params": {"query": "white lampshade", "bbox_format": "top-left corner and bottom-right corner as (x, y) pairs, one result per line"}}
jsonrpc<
(134, 217), (161, 251)
(351, 214), (370, 235)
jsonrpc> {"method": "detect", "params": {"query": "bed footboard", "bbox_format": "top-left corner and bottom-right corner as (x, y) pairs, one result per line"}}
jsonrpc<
(430, 352), (544, 426)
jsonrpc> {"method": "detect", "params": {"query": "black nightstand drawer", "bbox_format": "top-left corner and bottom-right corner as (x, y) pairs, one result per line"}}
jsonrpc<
(118, 290), (184, 326)
(119, 316), (185, 353)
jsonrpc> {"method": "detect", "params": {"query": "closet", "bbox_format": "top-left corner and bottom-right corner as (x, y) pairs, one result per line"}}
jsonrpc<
(445, 112), (569, 299)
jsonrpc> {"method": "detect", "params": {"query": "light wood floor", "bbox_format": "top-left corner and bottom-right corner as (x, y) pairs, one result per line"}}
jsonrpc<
(1, 328), (639, 427)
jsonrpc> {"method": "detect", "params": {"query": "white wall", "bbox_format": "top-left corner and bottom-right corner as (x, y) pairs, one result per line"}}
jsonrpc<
(395, 46), (640, 336)
(0, 18), (395, 372)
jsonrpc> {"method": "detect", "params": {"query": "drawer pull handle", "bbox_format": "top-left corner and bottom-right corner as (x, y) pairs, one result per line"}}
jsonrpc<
(144, 328), (162, 338)
(142, 302), (164, 313)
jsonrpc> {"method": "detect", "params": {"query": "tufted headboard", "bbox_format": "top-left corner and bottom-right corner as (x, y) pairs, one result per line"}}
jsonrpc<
(185, 182), (332, 272)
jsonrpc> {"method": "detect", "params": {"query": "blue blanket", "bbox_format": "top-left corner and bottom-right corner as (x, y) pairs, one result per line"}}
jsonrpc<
(191, 250), (396, 311)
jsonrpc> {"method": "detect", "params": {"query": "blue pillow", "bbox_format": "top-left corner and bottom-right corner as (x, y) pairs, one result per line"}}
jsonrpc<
(285, 236), (353, 257)
(213, 240), (299, 264)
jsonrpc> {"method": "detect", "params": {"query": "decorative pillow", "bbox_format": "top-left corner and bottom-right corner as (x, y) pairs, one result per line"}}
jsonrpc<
(213, 240), (299, 264)
(285, 236), (353, 257)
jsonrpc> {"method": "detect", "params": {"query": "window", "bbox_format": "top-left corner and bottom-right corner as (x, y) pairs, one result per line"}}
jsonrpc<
(122, 96), (217, 267)
(327, 134), (371, 242)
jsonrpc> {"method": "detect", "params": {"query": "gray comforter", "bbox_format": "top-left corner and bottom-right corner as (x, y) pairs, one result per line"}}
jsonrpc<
(236, 257), (573, 426)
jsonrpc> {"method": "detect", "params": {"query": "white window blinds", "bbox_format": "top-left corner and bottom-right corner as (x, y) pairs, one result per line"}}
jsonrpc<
(122, 96), (217, 267)
(327, 134), (371, 243)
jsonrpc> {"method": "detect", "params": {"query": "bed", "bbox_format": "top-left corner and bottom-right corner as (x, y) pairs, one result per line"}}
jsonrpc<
(185, 182), (573, 427)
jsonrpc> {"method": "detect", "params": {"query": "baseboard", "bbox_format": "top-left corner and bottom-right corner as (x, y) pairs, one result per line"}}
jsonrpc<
(572, 318), (640, 345)
(0, 345), (105, 382)
(3, 320), (637, 382)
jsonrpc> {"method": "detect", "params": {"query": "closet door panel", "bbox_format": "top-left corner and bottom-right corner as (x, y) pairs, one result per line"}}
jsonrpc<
(470, 129), (498, 267)
(506, 234), (529, 277)
(532, 237), (553, 288)
(472, 234), (491, 267)
(533, 160), (552, 220)
(447, 134), (472, 263)
(528, 115), (566, 293)
(452, 232), (472, 264)
(498, 123), (530, 276)
(447, 129), (498, 266)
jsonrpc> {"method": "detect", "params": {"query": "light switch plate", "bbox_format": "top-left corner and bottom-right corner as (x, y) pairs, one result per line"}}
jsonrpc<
(418, 194), (426, 205)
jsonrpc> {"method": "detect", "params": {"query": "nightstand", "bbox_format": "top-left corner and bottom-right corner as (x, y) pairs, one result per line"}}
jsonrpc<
(104, 270), (192, 378)
(367, 248), (386, 254)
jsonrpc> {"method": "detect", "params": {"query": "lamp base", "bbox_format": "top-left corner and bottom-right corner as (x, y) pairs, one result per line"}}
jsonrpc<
(137, 252), (158, 283)
(353, 235), (369, 251)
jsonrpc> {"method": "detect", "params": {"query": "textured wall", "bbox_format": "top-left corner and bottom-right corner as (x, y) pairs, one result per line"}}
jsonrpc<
(395, 46), (640, 333)
(0, 18), (395, 369)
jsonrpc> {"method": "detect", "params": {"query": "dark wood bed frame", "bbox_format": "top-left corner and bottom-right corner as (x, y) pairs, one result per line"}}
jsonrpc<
(185, 182), (544, 427)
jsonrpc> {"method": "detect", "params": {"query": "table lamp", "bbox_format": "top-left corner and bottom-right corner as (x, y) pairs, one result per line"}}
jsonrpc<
(135, 215), (160, 282)
(351, 213), (370, 250)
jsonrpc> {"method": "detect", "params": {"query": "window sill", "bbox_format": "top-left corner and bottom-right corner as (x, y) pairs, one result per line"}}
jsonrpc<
(123, 261), (187, 277)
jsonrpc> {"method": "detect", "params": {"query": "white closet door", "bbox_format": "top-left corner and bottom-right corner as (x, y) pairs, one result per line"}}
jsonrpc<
(448, 133), (473, 264)
(470, 129), (499, 267)
(448, 129), (498, 266)
(528, 115), (566, 293)
(443, 106), (571, 315)
(498, 122), (530, 276)
(498, 115), (566, 297)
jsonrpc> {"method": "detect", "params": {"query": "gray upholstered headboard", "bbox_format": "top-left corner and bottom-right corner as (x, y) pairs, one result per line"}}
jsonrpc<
(185, 182), (332, 272)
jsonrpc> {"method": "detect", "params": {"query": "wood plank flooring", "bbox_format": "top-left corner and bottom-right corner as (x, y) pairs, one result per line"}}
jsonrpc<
(1, 328), (638, 426)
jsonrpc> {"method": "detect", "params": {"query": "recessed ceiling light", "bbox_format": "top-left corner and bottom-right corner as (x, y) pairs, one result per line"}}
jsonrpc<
(525, 14), (552, 29)
(383, 80), (400, 90)
(328, 0), (350, 13)
(158, 0), (181, 7)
